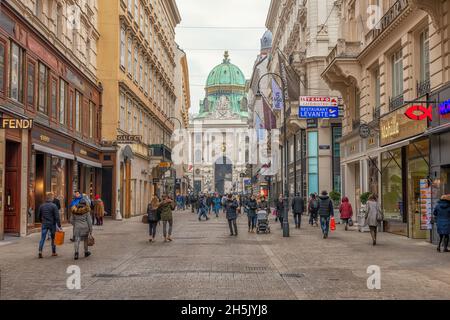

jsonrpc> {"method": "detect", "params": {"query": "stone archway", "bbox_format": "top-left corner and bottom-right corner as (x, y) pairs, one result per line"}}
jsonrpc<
(214, 156), (232, 195)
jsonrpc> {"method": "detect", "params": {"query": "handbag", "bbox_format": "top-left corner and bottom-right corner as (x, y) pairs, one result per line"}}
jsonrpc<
(376, 210), (384, 222)
(330, 217), (336, 231)
(54, 230), (65, 246)
(348, 218), (354, 227)
(87, 234), (95, 246)
(142, 214), (149, 224)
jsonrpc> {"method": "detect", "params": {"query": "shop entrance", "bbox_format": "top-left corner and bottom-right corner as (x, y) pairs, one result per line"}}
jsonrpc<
(4, 141), (21, 234)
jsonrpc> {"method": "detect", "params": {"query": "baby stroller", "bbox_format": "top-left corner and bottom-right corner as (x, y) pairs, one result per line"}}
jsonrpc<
(256, 210), (271, 234)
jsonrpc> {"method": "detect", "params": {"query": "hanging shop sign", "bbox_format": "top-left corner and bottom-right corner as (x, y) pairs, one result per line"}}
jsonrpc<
(299, 107), (339, 119)
(0, 118), (33, 129)
(439, 99), (450, 116)
(300, 96), (339, 107)
(404, 105), (432, 121)
(380, 104), (427, 146)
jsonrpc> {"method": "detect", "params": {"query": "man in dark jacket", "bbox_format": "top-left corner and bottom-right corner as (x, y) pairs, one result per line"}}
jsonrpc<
(318, 191), (334, 239)
(38, 192), (62, 258)
(292, 193), (305, 229)
(225, 194), (239, 236)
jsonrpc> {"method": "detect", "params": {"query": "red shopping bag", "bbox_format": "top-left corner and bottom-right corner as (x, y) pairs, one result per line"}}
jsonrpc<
(330, 217), (336, 231)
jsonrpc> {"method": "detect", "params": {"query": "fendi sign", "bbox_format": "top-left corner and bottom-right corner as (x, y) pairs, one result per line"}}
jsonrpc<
(380, 104), (427, 146)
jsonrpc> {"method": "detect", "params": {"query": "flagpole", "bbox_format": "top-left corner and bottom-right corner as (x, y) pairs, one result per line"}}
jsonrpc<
(257, 72), (290, 238)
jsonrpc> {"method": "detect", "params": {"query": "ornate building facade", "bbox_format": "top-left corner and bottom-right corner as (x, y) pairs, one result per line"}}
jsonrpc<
(97, 0), (180, 219)
(186, 52), (250, 195)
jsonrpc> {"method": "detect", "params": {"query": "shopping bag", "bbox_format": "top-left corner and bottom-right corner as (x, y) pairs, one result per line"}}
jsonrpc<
(330, 217), (336, 231)
(54, 230), (65, 246)
(87, 234), (95, 246)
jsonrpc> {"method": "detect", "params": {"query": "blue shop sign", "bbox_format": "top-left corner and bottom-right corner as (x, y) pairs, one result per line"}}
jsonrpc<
(439, 99), (450, 116)
(299, 106), (339, 119)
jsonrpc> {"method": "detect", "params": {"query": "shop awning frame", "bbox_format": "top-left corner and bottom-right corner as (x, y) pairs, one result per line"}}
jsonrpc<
(76, 156), (102, 168)
(33, 143), (75, 160)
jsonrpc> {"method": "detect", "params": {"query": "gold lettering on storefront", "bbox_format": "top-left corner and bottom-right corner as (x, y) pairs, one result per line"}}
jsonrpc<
(40, 135), (50, 143)
(80, 149), (87, 156)
(381, 117), (400, 140)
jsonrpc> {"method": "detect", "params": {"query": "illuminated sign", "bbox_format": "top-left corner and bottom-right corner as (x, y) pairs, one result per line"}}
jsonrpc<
(300, 96), (339, 107)
(439, 99), (450, 116)
(404, 105), (432, 121)
(299, 107), (339, 118)
(0, 118), (33, 129)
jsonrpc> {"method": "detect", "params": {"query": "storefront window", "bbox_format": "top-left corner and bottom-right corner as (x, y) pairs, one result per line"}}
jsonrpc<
(382, 149), (403, 221)
(308, 131), (318, 195)
(51, 157), (67, 221)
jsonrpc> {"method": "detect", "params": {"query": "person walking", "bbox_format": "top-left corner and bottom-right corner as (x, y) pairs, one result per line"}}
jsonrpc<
(339, 196), (353, 231)
(258, 196), (269, 213)
(212, 193), (222, 218)
(71, 198), (93, 260)
(93, 195), (105, 226)
(434, 194), (450, 252)
(68, 191), (83, 242)
(198, 194), (209, 221)
(147, 196), (161, 242)
(206, 194), (213, 215)
(318, 191), (334, 239)
(364, 194), (383, 246)
(308, 193), (319, 227)
(276, 194), (285, 227)
(38, 192), (62, 258)
(246, 195), (258, 233)
(292, 193), (305, 229)
(159, 194), (176, 242)
(47, 195), (61, 241)
(225, 194), (239, 236)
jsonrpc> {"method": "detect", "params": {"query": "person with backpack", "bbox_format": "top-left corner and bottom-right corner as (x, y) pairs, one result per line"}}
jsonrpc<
(308, 193), (319, 227)
(291, 193), (305, 229)
(147, 196), (160, 242)
(318, 191), (334, 239)
(339, 196), (353, 231)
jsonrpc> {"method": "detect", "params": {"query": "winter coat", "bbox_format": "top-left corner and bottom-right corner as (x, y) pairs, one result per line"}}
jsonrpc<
(433, 200), (450, 235)
(159, 200), (176, 221)
(246, 199), (258, 217)
(291, 196), (305, 214)
(147, 204), (160, 222)
(212, 197), (222, 211)
(365, 200), (382, 227)
(318, 195), (334, 217)
(308, 198), (319, 214)
(93, 199), (105, 218)
(224, 199), (239, 220)
(339, 197), (353, 219)
(276, 199), (285, 217)
(38, 201), (61, 231)
(258, 200), (269, 212)
(71, 205), (92, 239)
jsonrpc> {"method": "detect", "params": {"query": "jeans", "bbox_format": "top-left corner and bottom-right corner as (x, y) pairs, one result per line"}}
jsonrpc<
(39, 225), (56, 253)
(293, 213), (302, 227)
(213, 208), (220, 217)
(149, 221), (158, 238)
(228, 219), (238, 235)
(74, 236), (88, 254)
(309, 212), (318, 225)
(320, 216), (330, 235)
(248, 215), (257, 230)
(198, 208), (208, 220)
(163, 220), (173, 238)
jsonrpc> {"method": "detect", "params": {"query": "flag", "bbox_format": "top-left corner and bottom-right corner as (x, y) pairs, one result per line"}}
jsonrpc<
(262, 96), (277, 130)
(278, 51), (301, 102)
(272, 79), (284, 111)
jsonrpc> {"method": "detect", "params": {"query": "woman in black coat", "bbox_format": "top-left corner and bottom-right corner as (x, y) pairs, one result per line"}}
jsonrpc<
(246, 195), (258, 233)
(434, 194), (450, 252)
(276, 194), (284, 227)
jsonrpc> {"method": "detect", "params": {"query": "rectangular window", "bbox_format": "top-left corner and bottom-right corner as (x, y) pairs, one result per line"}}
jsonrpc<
(0, 41), (5, 94)
(308, 131), (319, 196)
(420, 28), (430, 82)
(145, 14), (149, 40)
(120, 27), (126, 68)
(134, 0), (139, 23)
(51, 77), (57, 119)
(127, 0), (132, 14)
(38, 62), (47, 113)
(139, 56), (143, 87)
(374, 68), (381, 109)
(127, 98), (133, 132)
(89, 101), (94, 138)
(140, 6), (144, 32)
(382, 148), (404, 222)
(127, 38), (132, 73)
(392, 49), (403, 98)
(332, 126), (342, 194)
(68, 89), (74, 128)
(120, 93), (125, 130)
(27, 61), (36, 107)
(134, 46), (138, 80)
(75, 91), (81, 132)
(10, 42), (23, 102)
(59, 80), (66, 125)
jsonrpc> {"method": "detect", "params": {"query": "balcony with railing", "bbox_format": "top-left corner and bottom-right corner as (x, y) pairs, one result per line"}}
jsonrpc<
(417, 79), (431, 97)
(325, 39), (362, 66)
(389, 94), (404, 111)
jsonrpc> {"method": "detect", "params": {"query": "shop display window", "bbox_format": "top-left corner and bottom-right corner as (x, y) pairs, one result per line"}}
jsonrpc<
(382, 149), (404, 221)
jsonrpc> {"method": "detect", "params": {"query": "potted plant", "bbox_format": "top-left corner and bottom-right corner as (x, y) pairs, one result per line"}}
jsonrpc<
(329, 191), (341, 223)
(358, 192), (372, 232)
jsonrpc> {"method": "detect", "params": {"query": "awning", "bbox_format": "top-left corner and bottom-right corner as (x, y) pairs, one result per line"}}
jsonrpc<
(76, 156), (102, 168)
(33, 143), (75, 160)
(378, 132), (427, 154)
(424, 123), (450, 136)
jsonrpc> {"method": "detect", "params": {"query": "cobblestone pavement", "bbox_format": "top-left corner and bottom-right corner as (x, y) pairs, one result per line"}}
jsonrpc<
(1, 209), (450, 300)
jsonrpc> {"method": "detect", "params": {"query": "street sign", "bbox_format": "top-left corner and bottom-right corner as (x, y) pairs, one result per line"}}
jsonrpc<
(319, 145), (331, 150)
(307, 118), (318, 128)
(159, 162), (172, 168)
(299, 106), (339, 118)
(300, 96), (339, 107)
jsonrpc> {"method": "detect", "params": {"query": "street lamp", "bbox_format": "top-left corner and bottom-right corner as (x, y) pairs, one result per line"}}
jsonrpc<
(163, 117), (183, 200)
(256, 73), (290, 237)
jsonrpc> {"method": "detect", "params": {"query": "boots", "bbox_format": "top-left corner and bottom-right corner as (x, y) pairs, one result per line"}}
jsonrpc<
(85, 251), (91, 258)
(74, 252), (79, 260)
(38, 252), (43, 259)
(444, 236), (449, 252)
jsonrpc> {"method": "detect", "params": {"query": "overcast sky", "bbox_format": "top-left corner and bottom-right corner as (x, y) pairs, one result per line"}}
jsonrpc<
(175, 0), (271, 114)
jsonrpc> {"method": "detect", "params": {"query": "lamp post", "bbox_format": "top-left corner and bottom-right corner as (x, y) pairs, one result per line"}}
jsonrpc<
(163, 117), (183, 201)
(256, 73), (290, 237)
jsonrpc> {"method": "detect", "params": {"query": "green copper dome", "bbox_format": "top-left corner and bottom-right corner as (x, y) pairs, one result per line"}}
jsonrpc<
(206, 51), (246, 87)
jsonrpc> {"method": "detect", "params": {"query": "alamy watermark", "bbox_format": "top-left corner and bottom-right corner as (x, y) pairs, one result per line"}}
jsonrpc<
(66, 265), (81, 290)
(367, 265), (381, 290)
